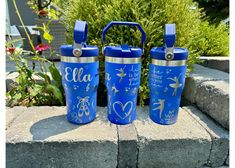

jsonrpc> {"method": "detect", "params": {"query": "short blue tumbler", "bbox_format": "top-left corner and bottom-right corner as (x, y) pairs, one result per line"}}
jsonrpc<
(60, 20), (99, 124)
(102, 21), (146, 125)
(149, 24), (188, 125)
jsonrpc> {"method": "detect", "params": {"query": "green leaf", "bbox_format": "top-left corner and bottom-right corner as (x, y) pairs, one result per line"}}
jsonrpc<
(49, 63), (61, 85)
(6, 92), (11, 97)
(34, 26), (44, 31)
(46, 84), (63, 105)
(34, 72), (51, 83)
(43, 32), (54, 43)
(21, 58), (29, 67)
(12, 93), (22, 101)
(7, 86), (17, 95)
(25, 68), (33, 79)
(30, 84), (43, 97)
(16, 72), (27, 85)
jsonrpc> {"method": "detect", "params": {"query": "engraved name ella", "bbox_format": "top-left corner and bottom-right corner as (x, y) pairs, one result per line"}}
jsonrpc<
(65, 67), (92, 82)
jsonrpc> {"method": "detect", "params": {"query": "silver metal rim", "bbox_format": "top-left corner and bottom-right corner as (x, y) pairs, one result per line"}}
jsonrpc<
(151, 59), (187, 66)
(61, 56), (98, 63)
(105, 56), (141, 64)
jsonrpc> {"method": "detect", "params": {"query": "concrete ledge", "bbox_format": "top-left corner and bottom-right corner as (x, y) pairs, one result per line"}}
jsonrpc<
(183, 64), (229, 129)
(6, 106), (229, 168)
(6, 106), (118, 168)
(134, 106), (211, 168)
(6, 106), (27, 129)
(183, 64), (229, 103)
(183, 106), (229, 167)
(117, 124), (138, 168)
(195, 81), (229, 129)
(199, 56), (229, 73)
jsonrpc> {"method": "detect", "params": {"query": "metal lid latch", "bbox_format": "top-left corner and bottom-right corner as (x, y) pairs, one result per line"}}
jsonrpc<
(73, 20), (88, 57)
(164, 24), (176, 61)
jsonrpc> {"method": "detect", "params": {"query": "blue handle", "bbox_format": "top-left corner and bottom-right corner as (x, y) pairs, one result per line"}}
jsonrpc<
(102, 21), (146, 48)
(164, 24), (176, 48)
(74, 20), (88, 44)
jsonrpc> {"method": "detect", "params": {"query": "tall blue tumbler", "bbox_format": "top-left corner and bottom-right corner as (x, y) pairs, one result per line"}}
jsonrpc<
(102, 21), (146, 125)
(60, 20), (99, 124)
(149, 24), (188, 125)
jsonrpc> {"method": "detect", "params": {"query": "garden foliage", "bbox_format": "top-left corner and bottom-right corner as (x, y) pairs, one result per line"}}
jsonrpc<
(6, 0), (65, 106)
(60, 0), (229, 105)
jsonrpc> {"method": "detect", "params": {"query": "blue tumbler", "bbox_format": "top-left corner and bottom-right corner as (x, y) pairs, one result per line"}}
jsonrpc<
(102, 21), (146, 125)
(149, 24), (188, 125)
(60, 20), (99, 124)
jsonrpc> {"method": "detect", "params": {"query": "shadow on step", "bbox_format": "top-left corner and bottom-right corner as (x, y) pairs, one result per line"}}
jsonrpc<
(30, 115), (80, 140)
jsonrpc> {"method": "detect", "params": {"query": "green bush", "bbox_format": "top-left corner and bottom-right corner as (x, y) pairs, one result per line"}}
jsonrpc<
(60, 0), (229, 105)
(6, 0), (65, 107)
(192, 21), (229, 56)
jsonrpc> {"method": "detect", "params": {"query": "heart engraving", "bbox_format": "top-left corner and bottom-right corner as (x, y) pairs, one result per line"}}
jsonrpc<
(113, 101), (133, 119)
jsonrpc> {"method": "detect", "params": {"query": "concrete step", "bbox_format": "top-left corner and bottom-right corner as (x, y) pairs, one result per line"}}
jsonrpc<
(183, 106), (229, 167)
(182, 64), (229, 129)
(199, 56), (229, 73)
(6, 106), (118, 168)
(6, 106), (229, 168)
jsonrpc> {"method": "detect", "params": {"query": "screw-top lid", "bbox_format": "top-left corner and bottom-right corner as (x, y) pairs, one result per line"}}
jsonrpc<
(60, 20), (99, 57)
(102, 21), (146, 58)
(150, 24), (188, 60)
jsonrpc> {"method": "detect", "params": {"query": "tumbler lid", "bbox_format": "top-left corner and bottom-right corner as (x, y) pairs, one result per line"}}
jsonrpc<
(103, 44), (143, 58)
(150, 24), (188, 60)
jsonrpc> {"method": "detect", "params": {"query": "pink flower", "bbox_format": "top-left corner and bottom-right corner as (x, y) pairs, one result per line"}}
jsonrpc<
(6, 47), (15, 54)
(35, 44), (49, 51)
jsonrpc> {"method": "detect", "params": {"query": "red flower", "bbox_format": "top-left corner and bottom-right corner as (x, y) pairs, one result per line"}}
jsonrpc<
(35, 44), (49, 51)
(38, 10), (48, 17)
(6, 47), (15, 54)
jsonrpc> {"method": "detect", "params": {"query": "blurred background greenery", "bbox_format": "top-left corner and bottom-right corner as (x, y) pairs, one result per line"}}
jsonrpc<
(55, 0), (229, 105)
(6, 0), (229, 106)
(30, 0), (229, 105)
